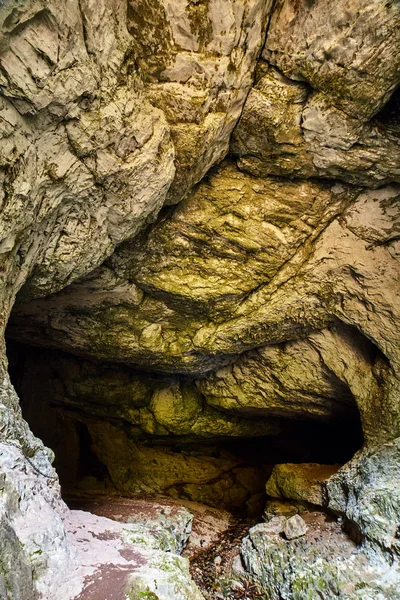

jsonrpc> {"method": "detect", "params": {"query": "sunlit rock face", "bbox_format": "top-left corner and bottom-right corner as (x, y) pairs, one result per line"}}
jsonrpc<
(1, 0), (400, 598)
(127, 0), (274, 204)
(232, 0), (400, 186)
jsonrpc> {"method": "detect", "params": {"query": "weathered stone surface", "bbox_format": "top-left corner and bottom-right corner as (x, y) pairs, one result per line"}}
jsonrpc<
(0, 0), (400, 597)
(232, 0), (400, 186)
(327, 438), (400, 559)
(126, 162), (357, 314)
(6, 159), (399, 597)
(232, 65), (400, 186)
(87, 421), (269, 512)
(6, 348), (275, 513)
(0, 0), (176, 302)
(241, 511), (400, 600)
(283, 514), (307, 540)
(264, 0), (400, 120)
(0, 0), (271, 302)
(197, 336), (356, 421)
(0, 438), (70, 600)
(13, 346), (279, 442)
(130, 0), (274, 204)
(0, 0), (273, 596)
(266, 463), (340, 507)
(8, 163), (361, 369)
(264, 499), (309, 521)
(57, 508), (203, 600)
(9, 174), (400, 444)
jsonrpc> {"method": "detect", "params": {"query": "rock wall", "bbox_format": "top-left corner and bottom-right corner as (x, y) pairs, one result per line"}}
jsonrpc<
(1, 0), (400, 598)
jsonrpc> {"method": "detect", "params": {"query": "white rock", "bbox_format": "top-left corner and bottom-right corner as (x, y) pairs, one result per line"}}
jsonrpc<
(283, 515), (307, 540)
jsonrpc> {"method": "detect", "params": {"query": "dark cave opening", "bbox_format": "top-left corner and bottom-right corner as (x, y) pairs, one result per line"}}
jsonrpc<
(6, 338), (364, 517)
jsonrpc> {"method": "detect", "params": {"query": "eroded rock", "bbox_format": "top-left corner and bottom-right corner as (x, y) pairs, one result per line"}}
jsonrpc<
(283, 515), (307, 540)
(0, 0), (400, 597)
(241, 511), (400, 600)
(264, 0), (400, 120)
(266, 463), (341, 508)
(232, 65), (400, 186)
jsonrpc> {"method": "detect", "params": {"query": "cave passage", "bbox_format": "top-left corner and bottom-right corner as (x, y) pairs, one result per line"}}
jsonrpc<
(6, 338), (363, 517)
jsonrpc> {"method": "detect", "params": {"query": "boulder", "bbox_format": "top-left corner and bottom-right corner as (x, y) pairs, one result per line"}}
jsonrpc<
(266, 463), (341, 507)
(283, 515), (307, 540)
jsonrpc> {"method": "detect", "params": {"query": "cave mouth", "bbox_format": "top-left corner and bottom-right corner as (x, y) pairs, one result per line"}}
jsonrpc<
(6, 338), (363, 518)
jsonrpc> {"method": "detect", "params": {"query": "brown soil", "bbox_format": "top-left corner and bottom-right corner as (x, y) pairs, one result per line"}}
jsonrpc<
(74, 563), (143, 600)
(188, 518), (263, 599)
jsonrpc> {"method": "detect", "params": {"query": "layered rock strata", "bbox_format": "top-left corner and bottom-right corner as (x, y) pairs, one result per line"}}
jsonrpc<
(0, 0), (400, 598)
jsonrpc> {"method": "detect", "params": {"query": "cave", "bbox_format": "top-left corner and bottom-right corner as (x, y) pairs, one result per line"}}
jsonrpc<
(6, 335), (363, 517)
(1, 0), (400, 598)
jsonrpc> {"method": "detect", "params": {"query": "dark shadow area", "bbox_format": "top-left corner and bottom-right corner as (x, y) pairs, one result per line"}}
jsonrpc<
(6, 338), (364, 517)
(374, 85), (400, 129)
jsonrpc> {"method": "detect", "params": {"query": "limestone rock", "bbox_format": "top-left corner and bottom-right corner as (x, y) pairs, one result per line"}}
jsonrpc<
(125, 506), (193, 555)
(0, 0), (271, 302)
(327, 439), (400, 558)
(0, 439), (70, 600)
(264, 499), (308, 522)
(7, 163), (361, 370)
(232, 0), (400, 186)
(0, 0), (400, 597)
(11, 344), (280, 440)
(127, 162), (357, 314)
(57, 509), (203, 600)
(283, 515), (307, 540)
(266, 463), (341, 508)
(0, 0), (176, 301)
(86, 421), (269, 512)
(264, 0), (400, 120)
(232, 65), (400, 186)
(259, 516), (287, 535)
(8, 175), (400, 445)
(131, 0), (274, 204)
(197, 336), (356, 421)
(241, 512), (400, 600)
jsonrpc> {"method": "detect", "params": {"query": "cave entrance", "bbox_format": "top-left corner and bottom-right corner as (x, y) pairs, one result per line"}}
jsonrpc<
(6, 338), (363, 518)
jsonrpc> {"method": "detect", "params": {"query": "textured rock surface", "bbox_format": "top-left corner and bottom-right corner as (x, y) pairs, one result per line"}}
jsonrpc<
(9, 172), (400, 444)
(264, 0), (400, 120)
(130, 0), (274, 204)
(7, 164), (365, 369)
(57, 507), (203, 600)
(239, 443), (400, 598)
(283, 514), (307, 540)
(0, 0), (176, 302)
(266, 463), (340, 507)
(232, 0), (400, 186)
(0, 0), (400, 598)
(197, 336), (357, 421)
(0, 0), (270, 595)
(327, 439), (400, 558)
(241, 511), (400, 600)
(232, 65), (400, 186)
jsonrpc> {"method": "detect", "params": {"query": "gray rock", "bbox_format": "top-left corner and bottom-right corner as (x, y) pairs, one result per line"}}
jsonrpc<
(283, 515), (307, 540)
(241, 512), (400, 599)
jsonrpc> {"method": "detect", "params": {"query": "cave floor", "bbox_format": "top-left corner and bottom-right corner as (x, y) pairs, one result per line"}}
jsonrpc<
(63, 493), (349, 600)
(64, 492), (259, 599)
